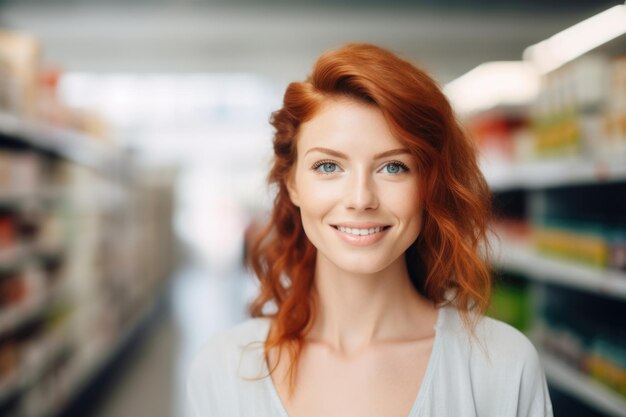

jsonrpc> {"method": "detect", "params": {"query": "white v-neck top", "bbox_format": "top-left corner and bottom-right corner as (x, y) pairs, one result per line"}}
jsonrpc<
(187, 305), (553, 417)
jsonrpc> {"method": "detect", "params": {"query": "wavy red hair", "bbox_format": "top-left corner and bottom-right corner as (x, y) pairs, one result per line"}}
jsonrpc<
(248, 43), (492, 396)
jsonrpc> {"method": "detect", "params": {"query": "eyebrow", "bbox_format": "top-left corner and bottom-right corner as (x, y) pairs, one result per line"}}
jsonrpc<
(304, 147), (411, 159)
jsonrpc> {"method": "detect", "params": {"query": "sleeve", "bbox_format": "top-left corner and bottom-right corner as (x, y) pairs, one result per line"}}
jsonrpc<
(187, 353), (219, 417)
(472, 318), (554, 417)
(186, 335), (237, 417)
(516, 341), (554, 417)
(186, 375), (202, 417)
(186, 332), (246, 417)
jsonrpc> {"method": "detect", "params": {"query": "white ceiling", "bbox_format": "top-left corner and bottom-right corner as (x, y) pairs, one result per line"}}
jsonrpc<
(0, 3), (603, 83)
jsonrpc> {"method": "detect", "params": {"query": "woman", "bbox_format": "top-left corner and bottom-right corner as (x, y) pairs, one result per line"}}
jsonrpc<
(188, 43), (553, 417)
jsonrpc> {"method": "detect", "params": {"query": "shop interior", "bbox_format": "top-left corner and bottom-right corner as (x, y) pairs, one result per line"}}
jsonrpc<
(0, 1), (625, 416)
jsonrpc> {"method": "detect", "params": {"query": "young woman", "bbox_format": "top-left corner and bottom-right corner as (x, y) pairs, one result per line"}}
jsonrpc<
(188, 43), (553, 417)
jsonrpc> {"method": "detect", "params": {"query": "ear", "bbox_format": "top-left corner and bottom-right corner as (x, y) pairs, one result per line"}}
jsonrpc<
(286, 171), (300, 207)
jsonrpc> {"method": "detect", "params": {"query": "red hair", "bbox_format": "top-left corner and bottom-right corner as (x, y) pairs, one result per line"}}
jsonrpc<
(248, 43), (492, 396)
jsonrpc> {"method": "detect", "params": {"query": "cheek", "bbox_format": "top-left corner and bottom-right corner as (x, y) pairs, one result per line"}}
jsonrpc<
(297, 188), (335, 242)
(297, 177), (339, 214)
(383, 182), (421, 214)
(298, 192), (334, 246)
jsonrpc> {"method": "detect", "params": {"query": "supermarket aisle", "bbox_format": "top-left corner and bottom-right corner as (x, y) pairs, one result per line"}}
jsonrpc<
(89, 310), (177, 417)
(89, 260), (257, 417)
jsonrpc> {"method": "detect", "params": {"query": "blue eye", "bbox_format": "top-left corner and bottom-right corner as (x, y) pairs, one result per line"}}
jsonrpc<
(383, 162), (408, 174)
(314, 162), (339, 173)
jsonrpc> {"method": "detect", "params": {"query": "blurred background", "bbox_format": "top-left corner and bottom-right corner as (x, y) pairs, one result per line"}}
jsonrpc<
(0, 1), (624, 416)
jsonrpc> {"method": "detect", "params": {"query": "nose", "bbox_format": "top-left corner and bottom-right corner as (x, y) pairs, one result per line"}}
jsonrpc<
(344, 169), (379, 211)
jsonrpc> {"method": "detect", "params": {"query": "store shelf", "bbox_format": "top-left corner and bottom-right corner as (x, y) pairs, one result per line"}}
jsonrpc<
(0, 318), (73, 408)
(492, 239), (626, 299)
(0, 370), (20, 406)
(0, 187), (66, 211)
(0, 287), (71, 410)
(21, 323), (73, 388)
(0, 111), (118, 174)
(483, 156), (626, 191)
(0, 297), (42, 337)
(0, 191), (32, 208)
(39, 290), (163, 417)
(541, 351), (626, 417)
(0, 244), (29, 270)
(0, 280), (68, 336)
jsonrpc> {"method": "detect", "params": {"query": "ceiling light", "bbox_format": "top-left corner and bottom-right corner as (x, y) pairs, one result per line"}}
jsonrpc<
(444, 61), (539, 115)
(524, 5), (626, 74)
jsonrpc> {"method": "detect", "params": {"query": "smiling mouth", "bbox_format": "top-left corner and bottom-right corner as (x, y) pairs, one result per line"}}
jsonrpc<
(331, 225), (392, 236)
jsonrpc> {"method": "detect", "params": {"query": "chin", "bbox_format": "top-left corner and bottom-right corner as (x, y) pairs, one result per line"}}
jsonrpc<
(325, 253), (398, 276)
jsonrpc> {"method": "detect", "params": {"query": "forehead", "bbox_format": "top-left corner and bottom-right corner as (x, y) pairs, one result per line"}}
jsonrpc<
(297, 98), (404, 154)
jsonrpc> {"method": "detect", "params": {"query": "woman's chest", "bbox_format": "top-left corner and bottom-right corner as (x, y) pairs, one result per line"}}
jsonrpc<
(270, 338), (435, 417)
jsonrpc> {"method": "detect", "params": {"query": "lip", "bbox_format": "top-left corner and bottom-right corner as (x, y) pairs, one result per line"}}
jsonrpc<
(331, 222), (389, 229)
(330, 223), (391, 247)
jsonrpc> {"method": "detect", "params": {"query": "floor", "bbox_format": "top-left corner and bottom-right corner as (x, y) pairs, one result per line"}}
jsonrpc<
(89, 261), (257, 417)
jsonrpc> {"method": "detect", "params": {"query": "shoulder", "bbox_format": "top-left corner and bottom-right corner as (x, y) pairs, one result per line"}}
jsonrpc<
(476, 315), (540, 366)
(440, 305), (540, 367)
(193, 318), (270, 360)
(189, 317), (270, 379)
(187, 318), (270, 397)
(438, 306), (547, 388)
(187, 318), (272, 416)
(438, 306), (553, 416)
(187, 318), (270, 416)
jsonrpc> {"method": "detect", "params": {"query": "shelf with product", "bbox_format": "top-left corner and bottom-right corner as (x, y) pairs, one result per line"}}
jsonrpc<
(0, 111), (121, 177)
(0, 29), (178, 417)
(541, 350), (626, 417)
(34, 288), (164, 417)
(475, 49), (626, 193)
(532, 284), (626, 417)
(0, 149), (177, 417)
(490, 220), (626, 300)
(450, 6), (626, 416)
(0, 30), (122, 178)
(484, 156), (626, 192)
(487, 179), (626, 415)
(0, 294), (74, 410)
(476, 28), (626, 191)
(0, 151), (75, 416)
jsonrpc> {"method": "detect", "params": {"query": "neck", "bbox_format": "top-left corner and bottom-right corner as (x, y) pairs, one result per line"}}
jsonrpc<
(306, 252), (436, 357)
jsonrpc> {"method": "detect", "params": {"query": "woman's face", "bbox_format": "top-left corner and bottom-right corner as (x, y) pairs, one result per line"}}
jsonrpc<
(287, 98), (423, 275)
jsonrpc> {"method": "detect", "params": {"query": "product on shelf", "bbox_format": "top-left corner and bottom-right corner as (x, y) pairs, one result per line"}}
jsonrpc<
(489, 273), (532, 333)
(532, 56), (606, 158)
(38, 67), (113, 142)
(0, 272), (28, 309)
(529, 211), (626, 272)
(603, 55), (626, 158)
(533, 220), (609, 268)
(0, 54), (19, 115)
(0, 336), (18, 383)
(609, 228), (626, 271)
(469, 54), (626, 171)
(467, 110), (531, 166)
(531, 54), (626, 161)
(483, 8), (626, 416)
(0, 27), (176, 417)
(587, 336), (626, 397)
(0, 150), (43, 200)
(0, 213), (17, 252)
(0, 30), (41, 118)
(38, 67), (68, 128)
(537, 285), (626, 398)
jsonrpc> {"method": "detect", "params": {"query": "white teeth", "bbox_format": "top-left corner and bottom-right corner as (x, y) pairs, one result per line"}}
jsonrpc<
(337, 226), (384, 235)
